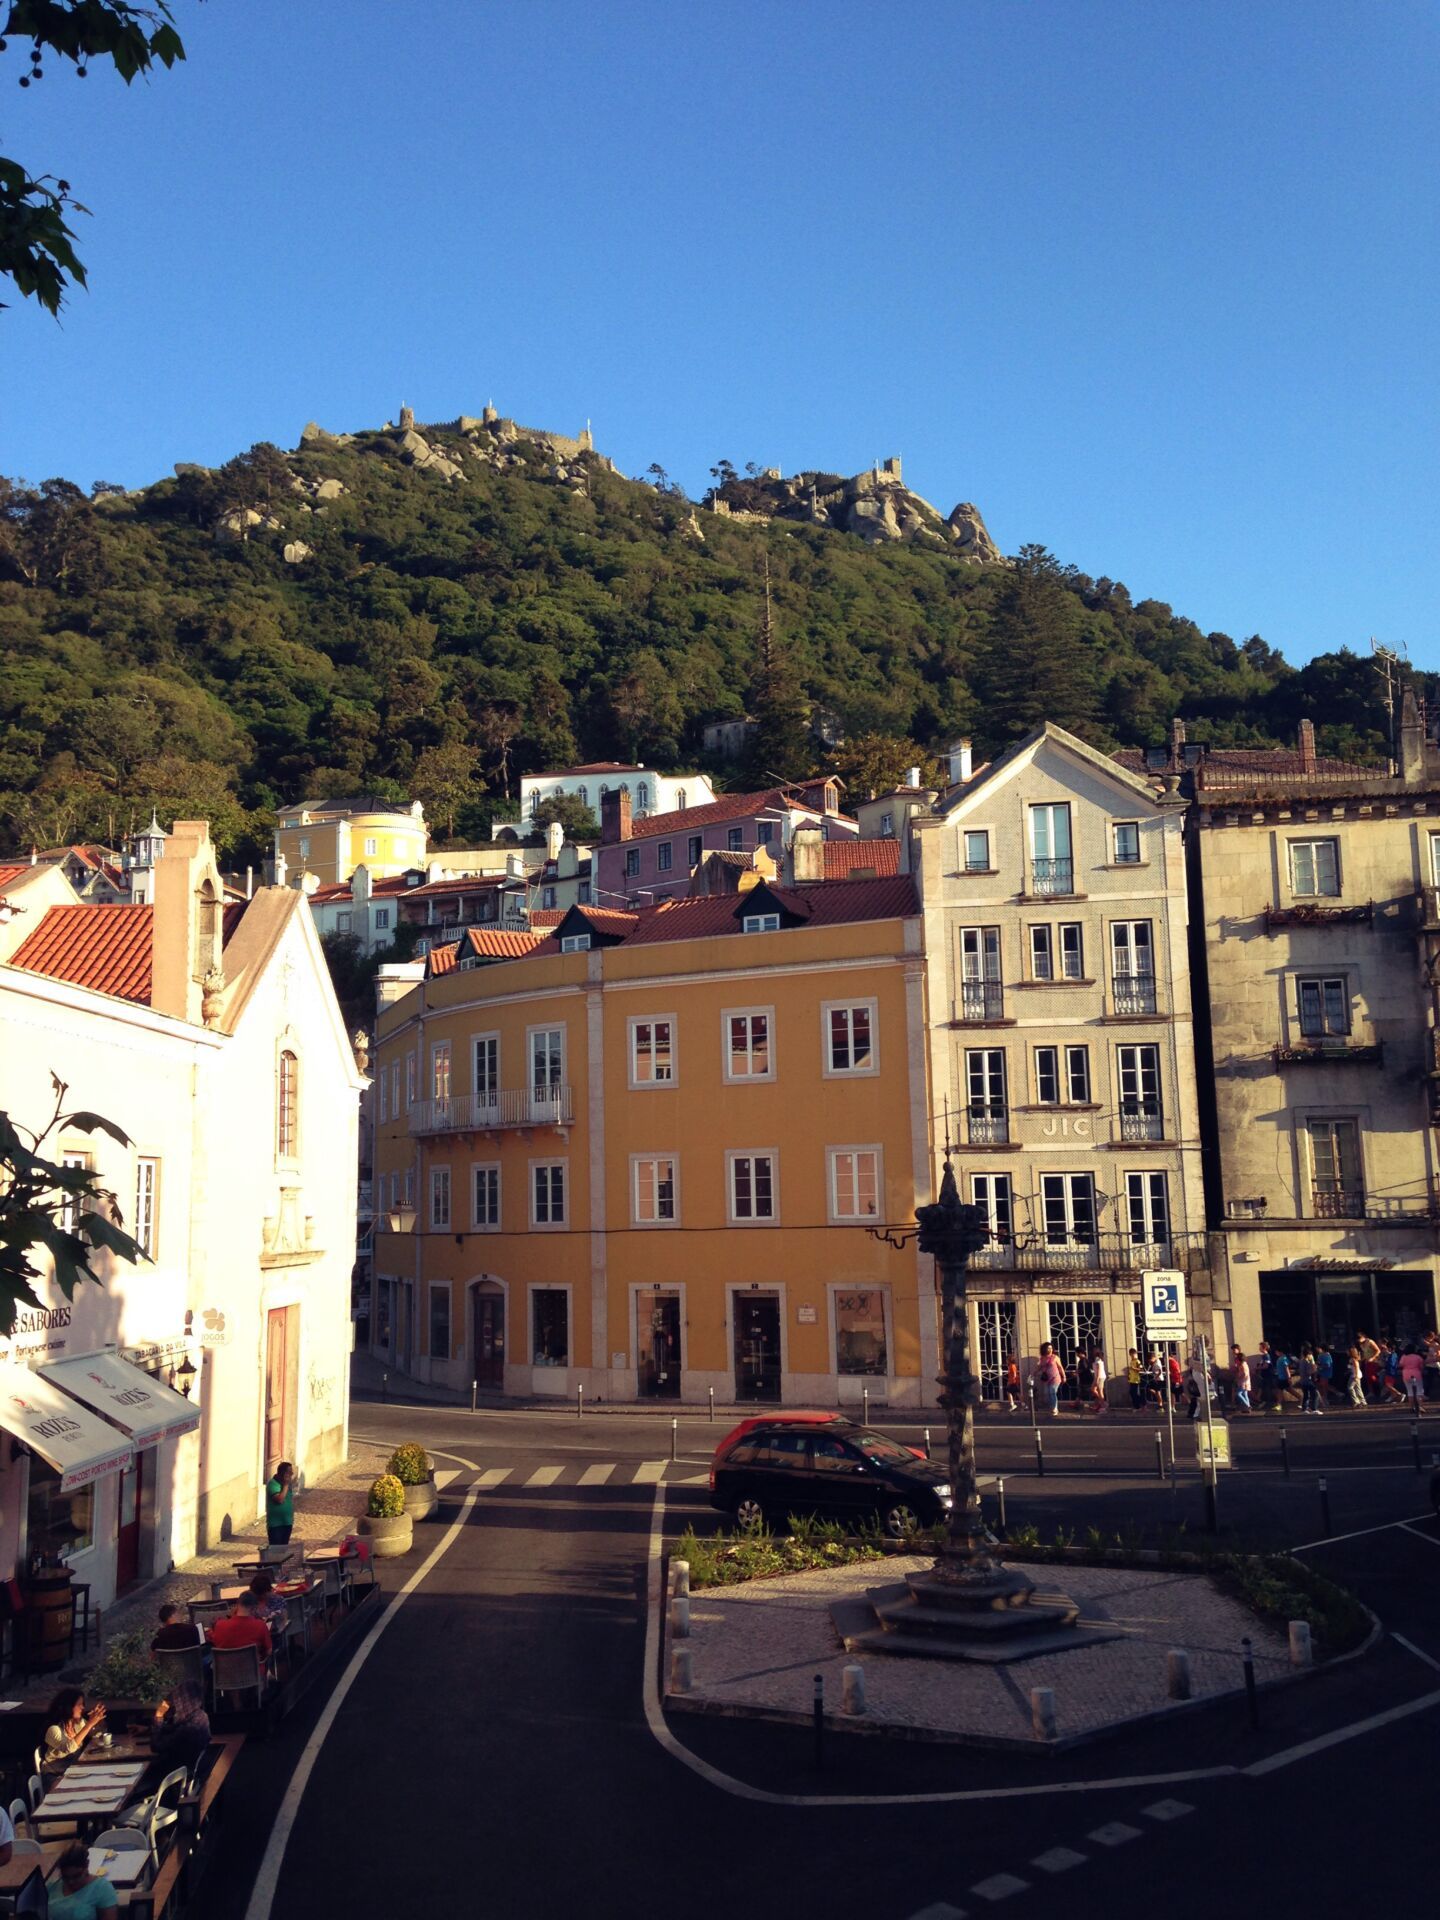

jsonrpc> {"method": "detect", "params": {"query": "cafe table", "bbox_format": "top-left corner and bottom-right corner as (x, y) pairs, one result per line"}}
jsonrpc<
(0, 1842), (64, 1913)
(80, 1842), (152, 1901)
(34, 1761), (147, 1836)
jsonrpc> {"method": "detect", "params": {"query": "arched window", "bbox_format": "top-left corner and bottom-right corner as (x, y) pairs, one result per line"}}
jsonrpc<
(637, 782), (650, 810)
(530, 792), (541, 819)
(196, 878), (222, 981)
(676, 788), (687, 810)
(599, 783), (610, 799)
(577, 786), (588, 806)
(277, 1050), (299, 1159)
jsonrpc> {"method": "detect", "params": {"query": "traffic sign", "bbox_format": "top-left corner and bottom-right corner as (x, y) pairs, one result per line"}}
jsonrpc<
(1142, 1268), (1188, 1339)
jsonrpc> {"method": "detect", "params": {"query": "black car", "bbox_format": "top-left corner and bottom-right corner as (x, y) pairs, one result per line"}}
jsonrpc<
(709, 1414), (953, 1538)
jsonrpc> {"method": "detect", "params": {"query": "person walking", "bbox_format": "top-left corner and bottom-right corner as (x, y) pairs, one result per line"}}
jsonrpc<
(1379, 1342), (1405, 1406)
(1089, 1351), (1108, 1413)
(1357, 1330), (1381, 1403)
(1345, 1345), (1367, 1408)
(1035, 1343), (1065, 1416)
(1299, 1345), (1319, 1415)
(1003, 1355), (1022, 1413)
(1126, 1349), (1144, 1412)
(1256, 1341), (1275, 1409)
(1400, 1344), (1427, 1415)
(1232, 1347), (1252, 1412)
(1316, 1344), (1334, 1410)
(265, 1460), (295, 1547)
(1272, 1346), (1292, 1409)
(1424, 1331), (1440, 1404)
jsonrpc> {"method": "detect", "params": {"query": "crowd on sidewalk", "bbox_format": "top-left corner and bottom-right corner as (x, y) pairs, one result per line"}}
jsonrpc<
(1004, 1329), (1440, 1419)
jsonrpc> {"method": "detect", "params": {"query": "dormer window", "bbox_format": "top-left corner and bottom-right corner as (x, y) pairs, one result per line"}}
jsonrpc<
(743, 913), (781, 933)
(561, 934), (591, 953)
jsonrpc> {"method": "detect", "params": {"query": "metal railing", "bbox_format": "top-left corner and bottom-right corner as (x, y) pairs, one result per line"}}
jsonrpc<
(1111, 974), (1158, 1016)
(956, 981), (1006, 1021)
(409, 1087), (574, 1135)
(966, 1108), (1009, 1146)
(968, 1231), (1200, 1273)
(1119, 1104), (1164, 1140)
(1030, 857), (1074, 896)
(1309, 1186), (1365, 1219)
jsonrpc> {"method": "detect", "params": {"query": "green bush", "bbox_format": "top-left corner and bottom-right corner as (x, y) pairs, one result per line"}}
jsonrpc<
(1209, 1553), (1370, 1657)
(366, 1473), (405, 1519)
(84, 1629), (166, 1704)
(386, 1444), (432, 1486)
(674, 1520), (887, 1589)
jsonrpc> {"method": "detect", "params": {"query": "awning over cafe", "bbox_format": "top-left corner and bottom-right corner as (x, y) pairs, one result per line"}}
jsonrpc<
(0, 1358), (134, 1492)
(40, 1350), (201, 1450)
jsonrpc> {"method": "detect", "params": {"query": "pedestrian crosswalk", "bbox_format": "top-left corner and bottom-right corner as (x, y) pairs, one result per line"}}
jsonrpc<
(475, 1460), (708, 1491)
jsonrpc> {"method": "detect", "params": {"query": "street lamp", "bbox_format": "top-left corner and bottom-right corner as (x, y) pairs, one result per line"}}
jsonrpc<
(385, 1205), (417, 1234)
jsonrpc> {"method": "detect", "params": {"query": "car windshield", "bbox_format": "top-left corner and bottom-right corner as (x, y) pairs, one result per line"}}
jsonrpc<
(848, 1428), (920, 1465)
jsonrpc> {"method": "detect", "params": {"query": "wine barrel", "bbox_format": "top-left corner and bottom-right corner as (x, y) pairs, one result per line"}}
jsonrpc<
(27, 1569), (75, 1671)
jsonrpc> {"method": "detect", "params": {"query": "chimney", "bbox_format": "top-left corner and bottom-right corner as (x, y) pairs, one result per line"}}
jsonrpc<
(905, 767), (921, 788)
(600, 787), (632, 846)
(546, 820), (565, 860)
(790, 824), (824, 884)
(1400, 686), (1424, 785)
(1169, 716), (1187, 765)
(151, 820), (223, 1025)
(948, 739), (973, 786)
(1298, 718), (1317, 773)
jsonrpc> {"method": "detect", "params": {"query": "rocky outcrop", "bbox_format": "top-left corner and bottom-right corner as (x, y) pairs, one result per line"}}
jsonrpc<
(282, 541), (313, 564)
(396, 428), (464, 482)
(711, 459), (1004, 560)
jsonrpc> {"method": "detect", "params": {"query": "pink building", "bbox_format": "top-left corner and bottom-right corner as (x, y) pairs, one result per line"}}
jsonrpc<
(592, 780), (858, 906)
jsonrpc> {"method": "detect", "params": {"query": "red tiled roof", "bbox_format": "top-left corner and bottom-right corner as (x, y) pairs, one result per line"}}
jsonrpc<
(573, 907), (641, 934)
(427, 941), (459, 976)
(0, 865), (31, 892)
(466, 927), (545, 958)
(9, 904), (153, 1002)
(1112, 746), (1387, 789)
(532, 761), (642, 777)
(822, 839), (900, 881)
(529, 909), (565, 928)
(309, 873), (421, 904)
(619, 788), (801, 843)
(404, 873), (514, 898)
(527, 877), (917, 956)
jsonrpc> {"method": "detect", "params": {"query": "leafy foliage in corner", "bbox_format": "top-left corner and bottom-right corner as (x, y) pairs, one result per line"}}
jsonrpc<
(385, 1444), (432, 1486)
(674, 1519), (887, 1588)
(84, 1628), (166, 1704)
(0, 1074), (145, 1334)
(366, 1473), (405, 1519)
(1210, 1552), (1369, 1658)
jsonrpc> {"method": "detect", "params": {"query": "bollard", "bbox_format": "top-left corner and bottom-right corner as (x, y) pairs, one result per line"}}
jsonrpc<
(1288, 1619), (1313, 1668)
(1413, 1423), (1423, 1474)
(1279, 1426), (1290, 1478)
(812, 1674), (825, 1772)
(1029, 1382), (1038, 1430)
(996, 1475), (1007, 1538)
(1030, 1686), (1057, 1742)
(1241, 1635), (1259, 1728)
(1166, 1649), (1192, 1700)
(1035, 1430), (1045, 1478)
(577, 1382), (584, 1420)
(669, 1646), (692, 1693)
(672, 1559), (690, 1598)
(210, 1581), (223, 1601)
(671, 1416), (678, 1462)
(1203, 1465), (1219, 1534)
(1154, 1430), (1165, 1480)
(470, 1378), (477, 1414)
(841, 1664), (866, 1716)
(923, 1426), (932, 1459)
(862, 1386), (870, 1427)
(670, 1595), (690, 1638)
(1318, 1476), (1332, 1536)
(382, 1369), (388, 1405)
(708, 1385), (715, 1423)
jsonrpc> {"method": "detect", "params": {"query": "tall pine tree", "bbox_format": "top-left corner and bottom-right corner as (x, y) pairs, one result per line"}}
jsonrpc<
(743, 555), (813, 785)
(975, 545), (1104, 751)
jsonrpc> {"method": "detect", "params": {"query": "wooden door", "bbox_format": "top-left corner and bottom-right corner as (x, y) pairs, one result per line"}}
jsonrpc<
(265, 1306), (296, 1472)
(474, 1289), (505, 1388)
(115, 1449), (143, 1591)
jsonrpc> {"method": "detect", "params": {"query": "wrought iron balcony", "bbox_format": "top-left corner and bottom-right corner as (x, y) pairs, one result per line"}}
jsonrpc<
(409, 1087), (574, 1135)
(1309, 1186), (1365, 1219)
(1111, 975), (1158, 1016)
(1264, 899), (1373, 930)
(966, 1108), (1010, 1146)
(956, 981), (1006, 1022)
(1119, 1104), (1164, 1140)
(968, 1231), (1203, 1274)
(1030, 857), (1075, 896)
(1274, 1041), (1382, 1066)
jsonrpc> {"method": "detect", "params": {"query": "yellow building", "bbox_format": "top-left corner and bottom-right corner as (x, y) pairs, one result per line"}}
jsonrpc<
(273, 795), (428, 888)
(370, 875), (938, 1406)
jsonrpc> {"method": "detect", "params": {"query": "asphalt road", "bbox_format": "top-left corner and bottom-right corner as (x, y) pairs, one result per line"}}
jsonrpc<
(204, 1398), (1440, 1920)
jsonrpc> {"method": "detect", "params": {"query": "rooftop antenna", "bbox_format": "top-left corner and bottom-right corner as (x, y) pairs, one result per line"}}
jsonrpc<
(1370, 637), (1408, 749)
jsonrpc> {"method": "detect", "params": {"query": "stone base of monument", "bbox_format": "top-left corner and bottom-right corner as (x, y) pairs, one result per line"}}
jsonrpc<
(832, 1563), (1127, 1664)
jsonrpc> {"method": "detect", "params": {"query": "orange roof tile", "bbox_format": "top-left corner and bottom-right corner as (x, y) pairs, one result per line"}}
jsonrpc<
(427, 941), (460, 976)
(527, 877), (916, 956)
(821, 839), (900, 881)
(9, 904), (153, 1002)
(620, 788), (799, 842)
(0, 865), (31, 892)
(529, 909), (565, 928)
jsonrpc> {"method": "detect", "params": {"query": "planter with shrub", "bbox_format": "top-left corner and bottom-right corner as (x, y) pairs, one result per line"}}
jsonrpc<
(387, 1444), (437, 1521)
(357, 1473), (413, 1556)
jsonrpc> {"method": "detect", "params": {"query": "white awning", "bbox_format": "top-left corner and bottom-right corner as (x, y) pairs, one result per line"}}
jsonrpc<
(0, 1359), (134, 1492)
(41, 1350), (201, 1449)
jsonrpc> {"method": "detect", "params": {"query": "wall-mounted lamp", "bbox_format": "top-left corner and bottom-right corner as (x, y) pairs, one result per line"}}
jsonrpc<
(385, 1206), (417, 1234)
(176, 1355), (197, 1399)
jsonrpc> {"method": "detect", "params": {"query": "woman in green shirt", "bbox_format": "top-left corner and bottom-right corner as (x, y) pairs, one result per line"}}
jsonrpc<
(266, 1460), (295, 1545)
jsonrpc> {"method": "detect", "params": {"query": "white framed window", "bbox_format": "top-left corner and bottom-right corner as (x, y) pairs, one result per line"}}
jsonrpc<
(1298, 976), (1349, 1038)
(472, 1034), (499, 1108)
(336, 910), (352, 933)
(377, 1070), (388, 1126)
(529, 1026), (565, 1095)
(431, 1041), (451, 1103)
(824, 999), (878, 1076)
(472, 1164), (500, 1231)
(298, 837), (310, 861)
(1117, 1043), (1163, 1136)
(405, 1053), (417, 1109)
(374, 908), (391, 931)
(1113, 821), (1141, 864)
(724, 1009), (774, 1081)
(1029, 802), (1073, 895)
(1307, 1117), (1363, 1214)
(364, 837), (378, 857)
(1289, 838), (1340, 898)
(630, 1016), (675, 1087)
(1124, 1170), (1170, 1249)
(676, 788), (687, 810)
(743, 912), (780, 933)
(958, 926), (1003, 1019)
(1065, 1044), (1091, 1103)
(637, 782), (650, 810)
(963, 828), (991, 872)
(577, 786), (588, 806)
(134, 1156), (158, 1260)
(632, 1155), (677, 1225)
(970, 1171), (1012, 1248)
(531, 1161), (567, 1226)
(561, 934), (591, 952)
(727, 1150), (777, 1224)
(429, 1166), (452, 1230)
(1034, 1046), (1062, 1105)
(965, 1050), (1007, 1137)
(1111, 921), (1155, 1012)
(1030, 925), (1054, 980)
(1430, 833), (1440, 888)
(828, 1147), (881, 1221)
(657, 841), (673, 872)
(578, 881), (591, 903)
(429, 1283), (451, 1360)
(541, 886), (557, 910)
(1041, 1172), (1096, 1247)
(389, 1061), (401, 1117)
(1059, 923), (1084, 979)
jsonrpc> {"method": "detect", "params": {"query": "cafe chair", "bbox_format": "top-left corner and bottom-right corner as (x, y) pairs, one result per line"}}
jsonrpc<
(9, 1838), (43, 1859)
(258, 1545), (294, 1567)
(24, 1775), (42, 1818)
(9, 1795), (31, 1838)
(185, 1599), (230, 1628)
(95, 1824), (155, 1882)
(211, 1643), (268, 1710)
(152, 1645), (207, 1700)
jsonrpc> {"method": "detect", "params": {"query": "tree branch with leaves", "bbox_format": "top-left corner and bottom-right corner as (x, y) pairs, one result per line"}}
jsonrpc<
(0, 1074), (145, 1335)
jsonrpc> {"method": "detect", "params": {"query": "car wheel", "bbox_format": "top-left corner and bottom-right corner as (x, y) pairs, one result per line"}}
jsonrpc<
(733, 1495), (767, 1531)
(883, 1501), (922, 1540)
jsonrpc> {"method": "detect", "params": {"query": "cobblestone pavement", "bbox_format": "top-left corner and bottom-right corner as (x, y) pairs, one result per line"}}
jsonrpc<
(669, 1555), (1294, 1744)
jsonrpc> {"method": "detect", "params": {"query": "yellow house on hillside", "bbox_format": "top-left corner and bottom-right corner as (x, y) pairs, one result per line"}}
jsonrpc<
(273, 795), (428, 888)
(370, 875), (938, 1406)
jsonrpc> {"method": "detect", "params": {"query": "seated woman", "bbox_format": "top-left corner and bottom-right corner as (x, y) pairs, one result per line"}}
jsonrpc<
(48, 1841), (118, 1919)
(43, 1689), (105, 1769)
(248, 1569), (290, 1639)
(150, 1679), (211, 1773)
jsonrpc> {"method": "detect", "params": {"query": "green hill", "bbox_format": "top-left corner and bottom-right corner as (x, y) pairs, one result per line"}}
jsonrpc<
(0, 418), (1403, 863)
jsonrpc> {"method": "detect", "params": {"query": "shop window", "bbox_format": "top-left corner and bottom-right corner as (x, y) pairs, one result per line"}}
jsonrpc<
(27, 1459), (94, 1560)
(532, 1289), (569, 1366)
(836, 1289), (888, 1376)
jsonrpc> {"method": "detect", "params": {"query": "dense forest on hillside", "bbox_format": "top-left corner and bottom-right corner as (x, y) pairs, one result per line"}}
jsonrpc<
(0, 423), (1411, 864)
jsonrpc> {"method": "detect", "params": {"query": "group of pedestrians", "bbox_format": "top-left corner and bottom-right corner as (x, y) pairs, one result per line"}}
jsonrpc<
(1001, 1328), (1440, 1418)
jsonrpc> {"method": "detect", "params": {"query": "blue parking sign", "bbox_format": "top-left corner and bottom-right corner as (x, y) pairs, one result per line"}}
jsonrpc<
(1142, 1269), (1187, 1336)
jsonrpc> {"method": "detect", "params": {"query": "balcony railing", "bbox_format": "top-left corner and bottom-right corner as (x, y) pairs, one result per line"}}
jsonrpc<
(1309, 1186), (1365, 1219)
(1111, 974), (1157, 1016)
(1265, 900), (1373, 930)
(1119, 1104), (1164, 1141)
(957, 981), (1006, 1022)
(1274, 1041), (1382, 1066)
(967, 1108), (1009, 1146)
(409, 1087), (574, 1135)
(968, 1231), (1200, 1273)
(1030, 857), (1075, 896)
(1422, 886), (1440, 932)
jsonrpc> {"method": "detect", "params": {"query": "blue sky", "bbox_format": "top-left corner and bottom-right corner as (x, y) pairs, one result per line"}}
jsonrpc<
(4, 1), (1436, 666)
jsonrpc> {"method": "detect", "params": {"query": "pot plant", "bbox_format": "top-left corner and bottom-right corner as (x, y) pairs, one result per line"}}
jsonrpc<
(357, 1472), (413, 1557)
(387, 1443), (437, 1521)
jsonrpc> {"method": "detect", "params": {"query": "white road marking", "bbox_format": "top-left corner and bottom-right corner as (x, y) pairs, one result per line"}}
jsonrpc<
(1031, 1848), (1087, 1872)
(1244, 1688), (1440, 1776)
(1086, 1822), (1142, 1846)
(1291, 1514), (1435, 1552)
(1391, 1633), (1440, 1674)
(354, 1434), (480, 1471)
(579, 1464), (614, 1486)
(526, 1466), (564, 1487)
(907, 1905), (967, 1919)
(432, 1468), (460, 1492)
(1399, 1523), (1440, 1547)
(476, 1468), (512, 1489)
(672, 1471), (709, 1486)
(971, 1873), (1029, 1900)
(633, 1460), (666, 1483)
(244, 1482), (481, 1920)
(1141, 1798), (1194, 1821)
